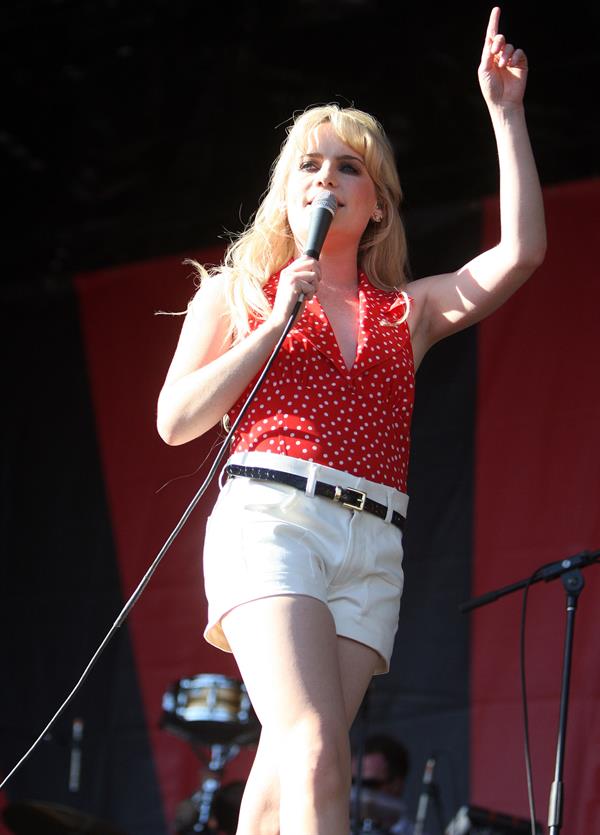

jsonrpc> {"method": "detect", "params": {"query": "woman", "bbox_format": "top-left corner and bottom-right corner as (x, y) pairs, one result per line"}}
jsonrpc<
(157, 8), (545, 834)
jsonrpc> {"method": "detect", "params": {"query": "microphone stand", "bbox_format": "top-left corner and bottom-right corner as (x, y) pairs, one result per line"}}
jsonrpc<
(414, 762), (446, 835)
(460, 549), (600, 835)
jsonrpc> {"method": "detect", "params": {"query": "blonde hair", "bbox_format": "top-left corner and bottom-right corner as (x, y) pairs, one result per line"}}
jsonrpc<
(191, 103), (408, 342)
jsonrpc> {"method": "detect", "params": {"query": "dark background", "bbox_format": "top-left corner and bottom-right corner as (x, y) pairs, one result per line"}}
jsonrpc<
(3, 0), (598, 294)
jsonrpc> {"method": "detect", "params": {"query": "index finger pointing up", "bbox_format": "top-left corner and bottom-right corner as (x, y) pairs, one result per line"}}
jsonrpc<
(486, 6), (501, 42)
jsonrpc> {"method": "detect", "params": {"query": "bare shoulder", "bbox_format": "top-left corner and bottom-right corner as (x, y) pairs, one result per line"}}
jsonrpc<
(405, 275), (439, 370)
(406, 271), (453, 308)
(162, 275), (232, 387)
(188, 272), (230, 317)
(184, 275), (233, 347)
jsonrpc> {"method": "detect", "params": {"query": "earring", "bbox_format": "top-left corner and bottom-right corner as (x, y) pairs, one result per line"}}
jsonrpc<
(372, 209), (383, 223)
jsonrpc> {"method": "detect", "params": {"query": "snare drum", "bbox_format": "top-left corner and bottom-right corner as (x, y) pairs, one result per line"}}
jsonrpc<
(161, 673), (260, 746)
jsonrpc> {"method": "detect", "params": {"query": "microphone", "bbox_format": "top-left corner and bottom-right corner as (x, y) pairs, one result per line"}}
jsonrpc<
(68, 718), (84, 792)
(293, 190), (337, 313)
(304, 190), (338, 259)
(413, 755), (436, 835)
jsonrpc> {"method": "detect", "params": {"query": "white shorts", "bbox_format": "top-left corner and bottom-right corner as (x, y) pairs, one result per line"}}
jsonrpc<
(203, 451), (409, 674)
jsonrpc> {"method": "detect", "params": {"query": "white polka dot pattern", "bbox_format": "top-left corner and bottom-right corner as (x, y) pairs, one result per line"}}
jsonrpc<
(228, 270), (415, 491)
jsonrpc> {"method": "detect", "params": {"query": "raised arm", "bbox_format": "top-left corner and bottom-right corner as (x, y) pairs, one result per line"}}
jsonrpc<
(409, 6), (546, 364)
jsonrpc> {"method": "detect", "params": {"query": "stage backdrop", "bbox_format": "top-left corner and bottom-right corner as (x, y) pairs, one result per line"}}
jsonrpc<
(1, 178), (598, 835)
(471, 178), (600, 828)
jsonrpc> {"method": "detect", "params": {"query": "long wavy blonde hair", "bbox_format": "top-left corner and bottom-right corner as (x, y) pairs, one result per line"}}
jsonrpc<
(191, 103), (408, 342)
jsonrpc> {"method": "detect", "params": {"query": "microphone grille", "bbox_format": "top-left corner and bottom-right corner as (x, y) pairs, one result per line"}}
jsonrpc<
(312, 190), (337, 216)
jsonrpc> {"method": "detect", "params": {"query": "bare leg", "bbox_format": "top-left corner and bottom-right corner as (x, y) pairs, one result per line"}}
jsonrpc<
(233, 635), (378, 835)
(221, 595), (380, 835)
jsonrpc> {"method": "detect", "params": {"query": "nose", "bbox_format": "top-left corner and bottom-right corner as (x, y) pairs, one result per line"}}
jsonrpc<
(316, 160), (337, 189)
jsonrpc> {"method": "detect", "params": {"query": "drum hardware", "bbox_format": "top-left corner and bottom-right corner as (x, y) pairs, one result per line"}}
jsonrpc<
(174, 744), (241, 834)
(161, 673), (260, 747)
(161, 673), (259, 834)
(350, 785), (406, 835)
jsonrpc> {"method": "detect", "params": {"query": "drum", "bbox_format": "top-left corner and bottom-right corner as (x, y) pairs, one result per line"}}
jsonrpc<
(161, 673), (260, 746)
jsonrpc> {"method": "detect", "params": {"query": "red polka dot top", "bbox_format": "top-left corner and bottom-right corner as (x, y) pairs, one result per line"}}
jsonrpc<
(227, 269), (415, 493)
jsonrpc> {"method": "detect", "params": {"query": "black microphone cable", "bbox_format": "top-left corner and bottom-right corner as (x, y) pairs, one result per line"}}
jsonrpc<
(1, 192), (338, 789)
(0, 292), (303, 791)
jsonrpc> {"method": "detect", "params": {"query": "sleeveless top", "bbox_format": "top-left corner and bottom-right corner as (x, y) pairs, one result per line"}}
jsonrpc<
(227, 269), (415, 492)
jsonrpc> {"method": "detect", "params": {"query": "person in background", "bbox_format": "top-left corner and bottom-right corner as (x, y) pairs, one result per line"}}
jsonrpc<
(352, 734), (416, 834)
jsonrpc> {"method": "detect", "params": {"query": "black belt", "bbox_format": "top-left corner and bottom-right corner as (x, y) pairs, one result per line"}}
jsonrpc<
(225, 464), (405, 532)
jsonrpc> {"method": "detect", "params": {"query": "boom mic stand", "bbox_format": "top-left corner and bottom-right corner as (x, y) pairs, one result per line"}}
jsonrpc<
(460, 549), (600, 835)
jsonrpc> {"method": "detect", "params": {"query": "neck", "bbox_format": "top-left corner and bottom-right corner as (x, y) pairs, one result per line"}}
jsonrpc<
(313, 249), (360, 292)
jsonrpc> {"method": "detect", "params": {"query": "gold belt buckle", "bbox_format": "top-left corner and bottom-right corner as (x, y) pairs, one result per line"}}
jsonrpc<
(334, 485), (366, 511)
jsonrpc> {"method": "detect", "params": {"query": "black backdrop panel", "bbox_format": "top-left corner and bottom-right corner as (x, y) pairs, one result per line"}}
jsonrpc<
(0, 287), (166, 835)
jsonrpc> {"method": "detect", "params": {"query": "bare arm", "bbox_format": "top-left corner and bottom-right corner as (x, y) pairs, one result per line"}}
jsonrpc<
(409, 7), (546, 364)
(156, 256), (322, 445)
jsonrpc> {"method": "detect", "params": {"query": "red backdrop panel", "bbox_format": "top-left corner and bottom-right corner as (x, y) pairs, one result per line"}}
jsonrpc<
(472, 179), (600, 831)
(75, 251), (255, 830)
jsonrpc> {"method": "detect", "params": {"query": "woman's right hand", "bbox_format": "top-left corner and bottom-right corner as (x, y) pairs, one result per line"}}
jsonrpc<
(157, 256), (322, 445)
(157, 258), (323, 445)
(269, 255), (321, 327)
